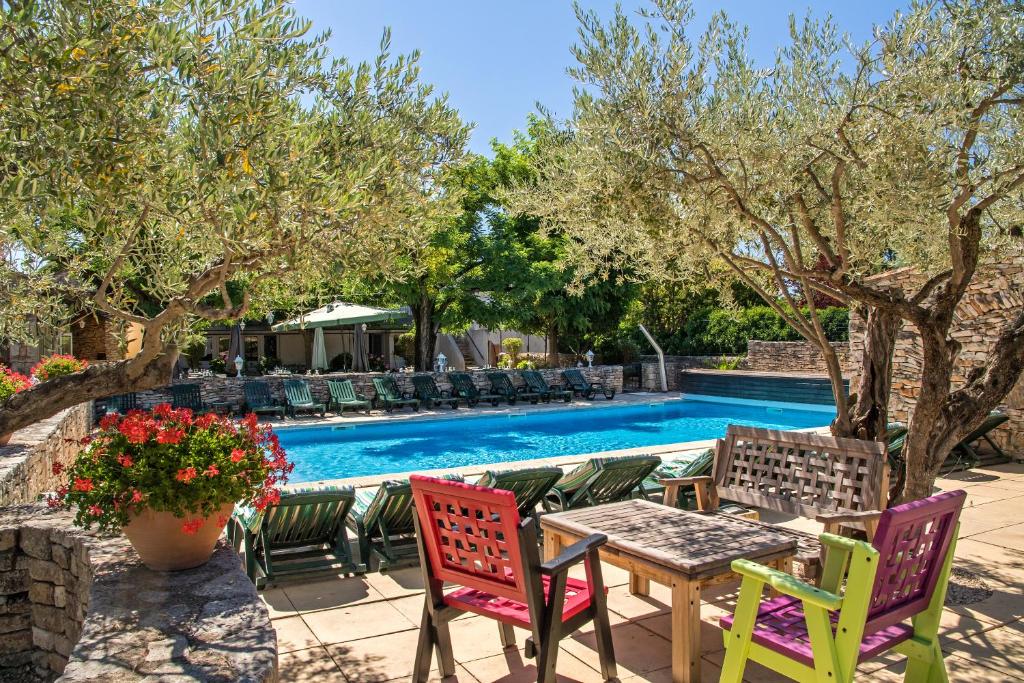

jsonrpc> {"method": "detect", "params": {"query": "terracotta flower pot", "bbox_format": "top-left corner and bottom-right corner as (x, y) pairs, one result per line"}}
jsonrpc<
(122, 502), (234, 571)
(0, 433), (10, 446)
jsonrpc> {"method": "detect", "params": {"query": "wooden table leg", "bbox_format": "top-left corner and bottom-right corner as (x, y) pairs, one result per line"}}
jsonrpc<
(542, 529), (564, 561)
(670, 576), (701, 683)
(629, 572), (650, 596)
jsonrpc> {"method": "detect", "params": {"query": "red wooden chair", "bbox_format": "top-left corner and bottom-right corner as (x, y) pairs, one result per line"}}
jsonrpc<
(409, 475), (617, 683)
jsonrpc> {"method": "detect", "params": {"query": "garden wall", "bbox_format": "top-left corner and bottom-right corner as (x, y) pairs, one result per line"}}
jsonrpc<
(744, 341), (850, 375)
(0, 505), (276, 682)
(848, 257), (1024, 456)
(134, 365), (624, 409)
(0, 404), (92, 507)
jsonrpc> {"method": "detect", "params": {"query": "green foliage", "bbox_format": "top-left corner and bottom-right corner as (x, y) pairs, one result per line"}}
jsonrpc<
(209, 357), (226, 375)
(501, 337), (523, 363)
(52, 408), (292, 534)
(0, 366), (31, 402)
(329, 353), (353, 372)
(714, 355), (744, 371)
(515, 359), (534, 370)
(259, 356), (282, 373)
(31, 354), (88, 381)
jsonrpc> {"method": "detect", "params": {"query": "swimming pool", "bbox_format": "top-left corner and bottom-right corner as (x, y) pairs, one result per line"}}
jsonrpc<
(278, 399), (831, 483)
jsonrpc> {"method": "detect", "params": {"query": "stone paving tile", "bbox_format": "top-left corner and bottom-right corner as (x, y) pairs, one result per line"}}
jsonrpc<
(604, 583), (672, 620)
(941, 619), (1024, 680)
(562, 622), (672, 677)
(303, 599), (417, 645)
(282, 574), (386, 612)
(970, 522), (1024, 549)
(279, 645), (347, 682)
(701, 648), (792, 682)
(328, 628), (430, 681)
(460, 647), (605, 683)
(274, 615), (320, 653)
(363, 566), (427, 599)
(260, 586), (299, 619)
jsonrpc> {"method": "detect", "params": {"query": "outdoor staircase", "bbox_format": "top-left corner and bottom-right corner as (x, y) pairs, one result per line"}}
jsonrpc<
(455, 335), (479, 369)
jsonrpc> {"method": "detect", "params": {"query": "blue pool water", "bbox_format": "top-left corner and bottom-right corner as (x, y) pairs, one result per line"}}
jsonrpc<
(278, 399), (831, 483)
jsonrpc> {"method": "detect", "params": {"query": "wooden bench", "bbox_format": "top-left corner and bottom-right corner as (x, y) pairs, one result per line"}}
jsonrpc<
(661, 425), (889, 581)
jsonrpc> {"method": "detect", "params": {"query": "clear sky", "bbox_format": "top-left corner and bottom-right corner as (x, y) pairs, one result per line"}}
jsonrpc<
(293, 1), (908, 156)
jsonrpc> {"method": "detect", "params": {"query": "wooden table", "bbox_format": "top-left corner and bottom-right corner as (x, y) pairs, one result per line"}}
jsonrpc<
(540, 499), (797, 683)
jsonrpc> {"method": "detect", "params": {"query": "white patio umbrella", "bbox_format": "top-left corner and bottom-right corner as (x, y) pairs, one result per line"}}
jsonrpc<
(311, 327), (328, 372)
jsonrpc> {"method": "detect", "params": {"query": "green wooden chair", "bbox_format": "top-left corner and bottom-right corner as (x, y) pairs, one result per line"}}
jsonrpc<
(327, 379), (371, 415)
(544, 454), (661, 511)
(411, 375), (459, 409)
(640, 448), (715, 507)
(283, 379), (326, 417)
(448, 372), (501, 407)
(371, 376), (420, 412)
(487, 371), (540, 405)
(228, 485), (362, 587)
(243, 381), (286, 419)
(169, 383), (207, 412)
(521, 370), (573, 403)
(348, 474), (464, 571)
(719, 490), (966, 683)
(561, 368), (615, 400)
(475, 466), (562, 526)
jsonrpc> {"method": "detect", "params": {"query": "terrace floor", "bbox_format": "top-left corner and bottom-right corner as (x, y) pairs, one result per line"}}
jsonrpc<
(261, 462), (1024, 682)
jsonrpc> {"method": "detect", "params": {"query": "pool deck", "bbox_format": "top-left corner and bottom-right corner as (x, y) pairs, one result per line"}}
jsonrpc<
(269, 392), (831, 490)
(263, 462), (1024, 682)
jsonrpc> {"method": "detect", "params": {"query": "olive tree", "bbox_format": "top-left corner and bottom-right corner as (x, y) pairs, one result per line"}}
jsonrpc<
(509, 0), (1024, 499)
(0, 0), (467, 435)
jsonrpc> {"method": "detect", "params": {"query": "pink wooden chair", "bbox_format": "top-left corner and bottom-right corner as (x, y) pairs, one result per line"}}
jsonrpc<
(409, 474), (617, 683)
(720, 490), (966, 682)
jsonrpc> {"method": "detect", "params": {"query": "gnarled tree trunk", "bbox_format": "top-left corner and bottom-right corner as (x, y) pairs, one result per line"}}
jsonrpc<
(0, 347), (179, 437)
(412, 295), (438, 371)
(848, 305), (902, 441)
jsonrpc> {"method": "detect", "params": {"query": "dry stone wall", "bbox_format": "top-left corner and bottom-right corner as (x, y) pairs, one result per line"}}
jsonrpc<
(0, 405), (92, 507)
(133, 366), (624, 410)
(744, 341), (850, 375)
(0, 505), (276, 682)
(848, 258), (1024, 455)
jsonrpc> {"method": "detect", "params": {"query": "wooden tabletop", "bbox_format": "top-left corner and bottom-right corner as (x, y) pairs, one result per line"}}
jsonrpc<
(541, 499), (797, 578)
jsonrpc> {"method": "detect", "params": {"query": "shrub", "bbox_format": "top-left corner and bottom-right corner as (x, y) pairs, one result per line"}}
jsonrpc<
(0, 365), (31, 402)
(329, 352), (352, 372)
(497, 352), (512, 368)
(50, 407), (292, 535)
(259, 356), (282, 373)
(209, 356), (226, 374)
(515, 359), (534, 370)
(501, 338), (523, 364)
(31, 354), (87, 381)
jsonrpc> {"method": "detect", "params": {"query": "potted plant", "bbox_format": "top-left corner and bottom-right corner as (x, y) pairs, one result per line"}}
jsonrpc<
(50, 405), (292, 571)
(31, 353), (88, 381)
(0, 365), (31, 445)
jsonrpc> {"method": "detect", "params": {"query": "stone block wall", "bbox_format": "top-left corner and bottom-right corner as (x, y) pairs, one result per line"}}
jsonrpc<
(744, 341), (850, 375)
(0, 404), (92, 507)
(848, 258), (1024, 455)
(0, 505), (277, 682)
(69, 316), (122, 362)
(133, 366), (624, 409)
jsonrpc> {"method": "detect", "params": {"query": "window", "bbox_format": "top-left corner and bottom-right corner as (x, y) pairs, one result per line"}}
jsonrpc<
(244, 336), (259, 361)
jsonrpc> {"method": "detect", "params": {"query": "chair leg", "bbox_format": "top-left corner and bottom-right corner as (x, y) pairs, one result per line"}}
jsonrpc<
(498, 622), (516, 648)
(719, 576), (763, 683)
(904, 640), (948, 683)
(536, 573), (567, 683)
(413, 605), (436, 683)
(591, 597), (617, 680)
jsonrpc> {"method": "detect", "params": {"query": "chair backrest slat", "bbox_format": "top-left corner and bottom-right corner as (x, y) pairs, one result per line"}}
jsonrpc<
(562, 368), (588, 389)
(412, 375), (440, 399)
(411, 475), (527, 603)
(714, 425), (889, 517)
(449, 372), (479, 398)
(245, 381), (273, 407)
(865, 490), (965, 630)
(285, 379), (314, 405)
(170, 383), (202, 410)
(581, 456), (661, 505)
(328, 379), (358, 402)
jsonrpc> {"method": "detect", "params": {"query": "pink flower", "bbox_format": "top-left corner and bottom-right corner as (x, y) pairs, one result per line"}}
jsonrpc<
(131, 489), (143, 503)
(87, 504), (103, 517)
(117, 453), (133, 468)
(46, 496), (62, 509)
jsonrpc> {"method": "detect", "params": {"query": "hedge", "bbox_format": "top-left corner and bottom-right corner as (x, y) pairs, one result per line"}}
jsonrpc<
(664, 306), (848, 355)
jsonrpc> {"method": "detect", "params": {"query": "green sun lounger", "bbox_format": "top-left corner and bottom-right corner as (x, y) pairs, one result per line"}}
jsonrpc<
(348, 474), (464, 571)
(562, 368), (615, 400)
(411, 375), (459, 409)
(284, 379), (326, 417)
(99, 392), (139, 417)
(475, 466), (562, 525)
(521, 370), (573, 403)
(371, 376), (420, 412)
(169, 383), (208, 412)
(229, 484), (362, 587)
(544, 454), (661, 511)
(640, 448), (715, 508)
(448, 372), (501, 407)
(327, 379), (371, 415)
(888, 411), (1008, 478)
(487, 371), (540, 405)
(243, 381), (286, 419)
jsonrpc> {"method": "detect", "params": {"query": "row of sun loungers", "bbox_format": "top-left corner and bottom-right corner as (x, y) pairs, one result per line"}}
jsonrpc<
(227, 451), (722, 586)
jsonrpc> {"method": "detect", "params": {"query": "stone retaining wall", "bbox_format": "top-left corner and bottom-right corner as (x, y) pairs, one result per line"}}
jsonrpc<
(0, 405), (92, 507)
(134, 366), (624, 409)
(638, 356), (745, 392)
(744, 341), (850, 375)
(0, 505), (276, 682)
(848, 258), (1024, 455)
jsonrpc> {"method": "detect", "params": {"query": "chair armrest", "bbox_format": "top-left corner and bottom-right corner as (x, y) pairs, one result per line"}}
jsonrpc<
(815, 510), (883, 526)
(731, 559), (843, 611)
(816, 532), (862, 553)
(356, 393), (368, 400)
(658, 476), (713, 486)
(540, 533), (607, 576)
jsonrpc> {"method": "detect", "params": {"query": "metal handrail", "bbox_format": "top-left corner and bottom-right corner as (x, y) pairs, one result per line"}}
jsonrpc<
(638, 324), (668, 392)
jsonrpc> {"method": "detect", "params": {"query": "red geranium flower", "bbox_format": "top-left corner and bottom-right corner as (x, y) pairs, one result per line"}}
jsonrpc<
(73, 477), (94, 492)
(51, 462), (63, 475)
(156, 427), (184, 445)
(131, 489), (144, 503)
(204, 464), (220, 478)
(230, 448), (246, 463)
(175, 467), (198, 484)
(117, 453), (133, 468)
(87, 504), (103, 517)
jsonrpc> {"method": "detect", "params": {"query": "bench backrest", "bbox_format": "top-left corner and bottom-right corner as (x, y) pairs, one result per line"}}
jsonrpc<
(713, 425), (889, 518)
